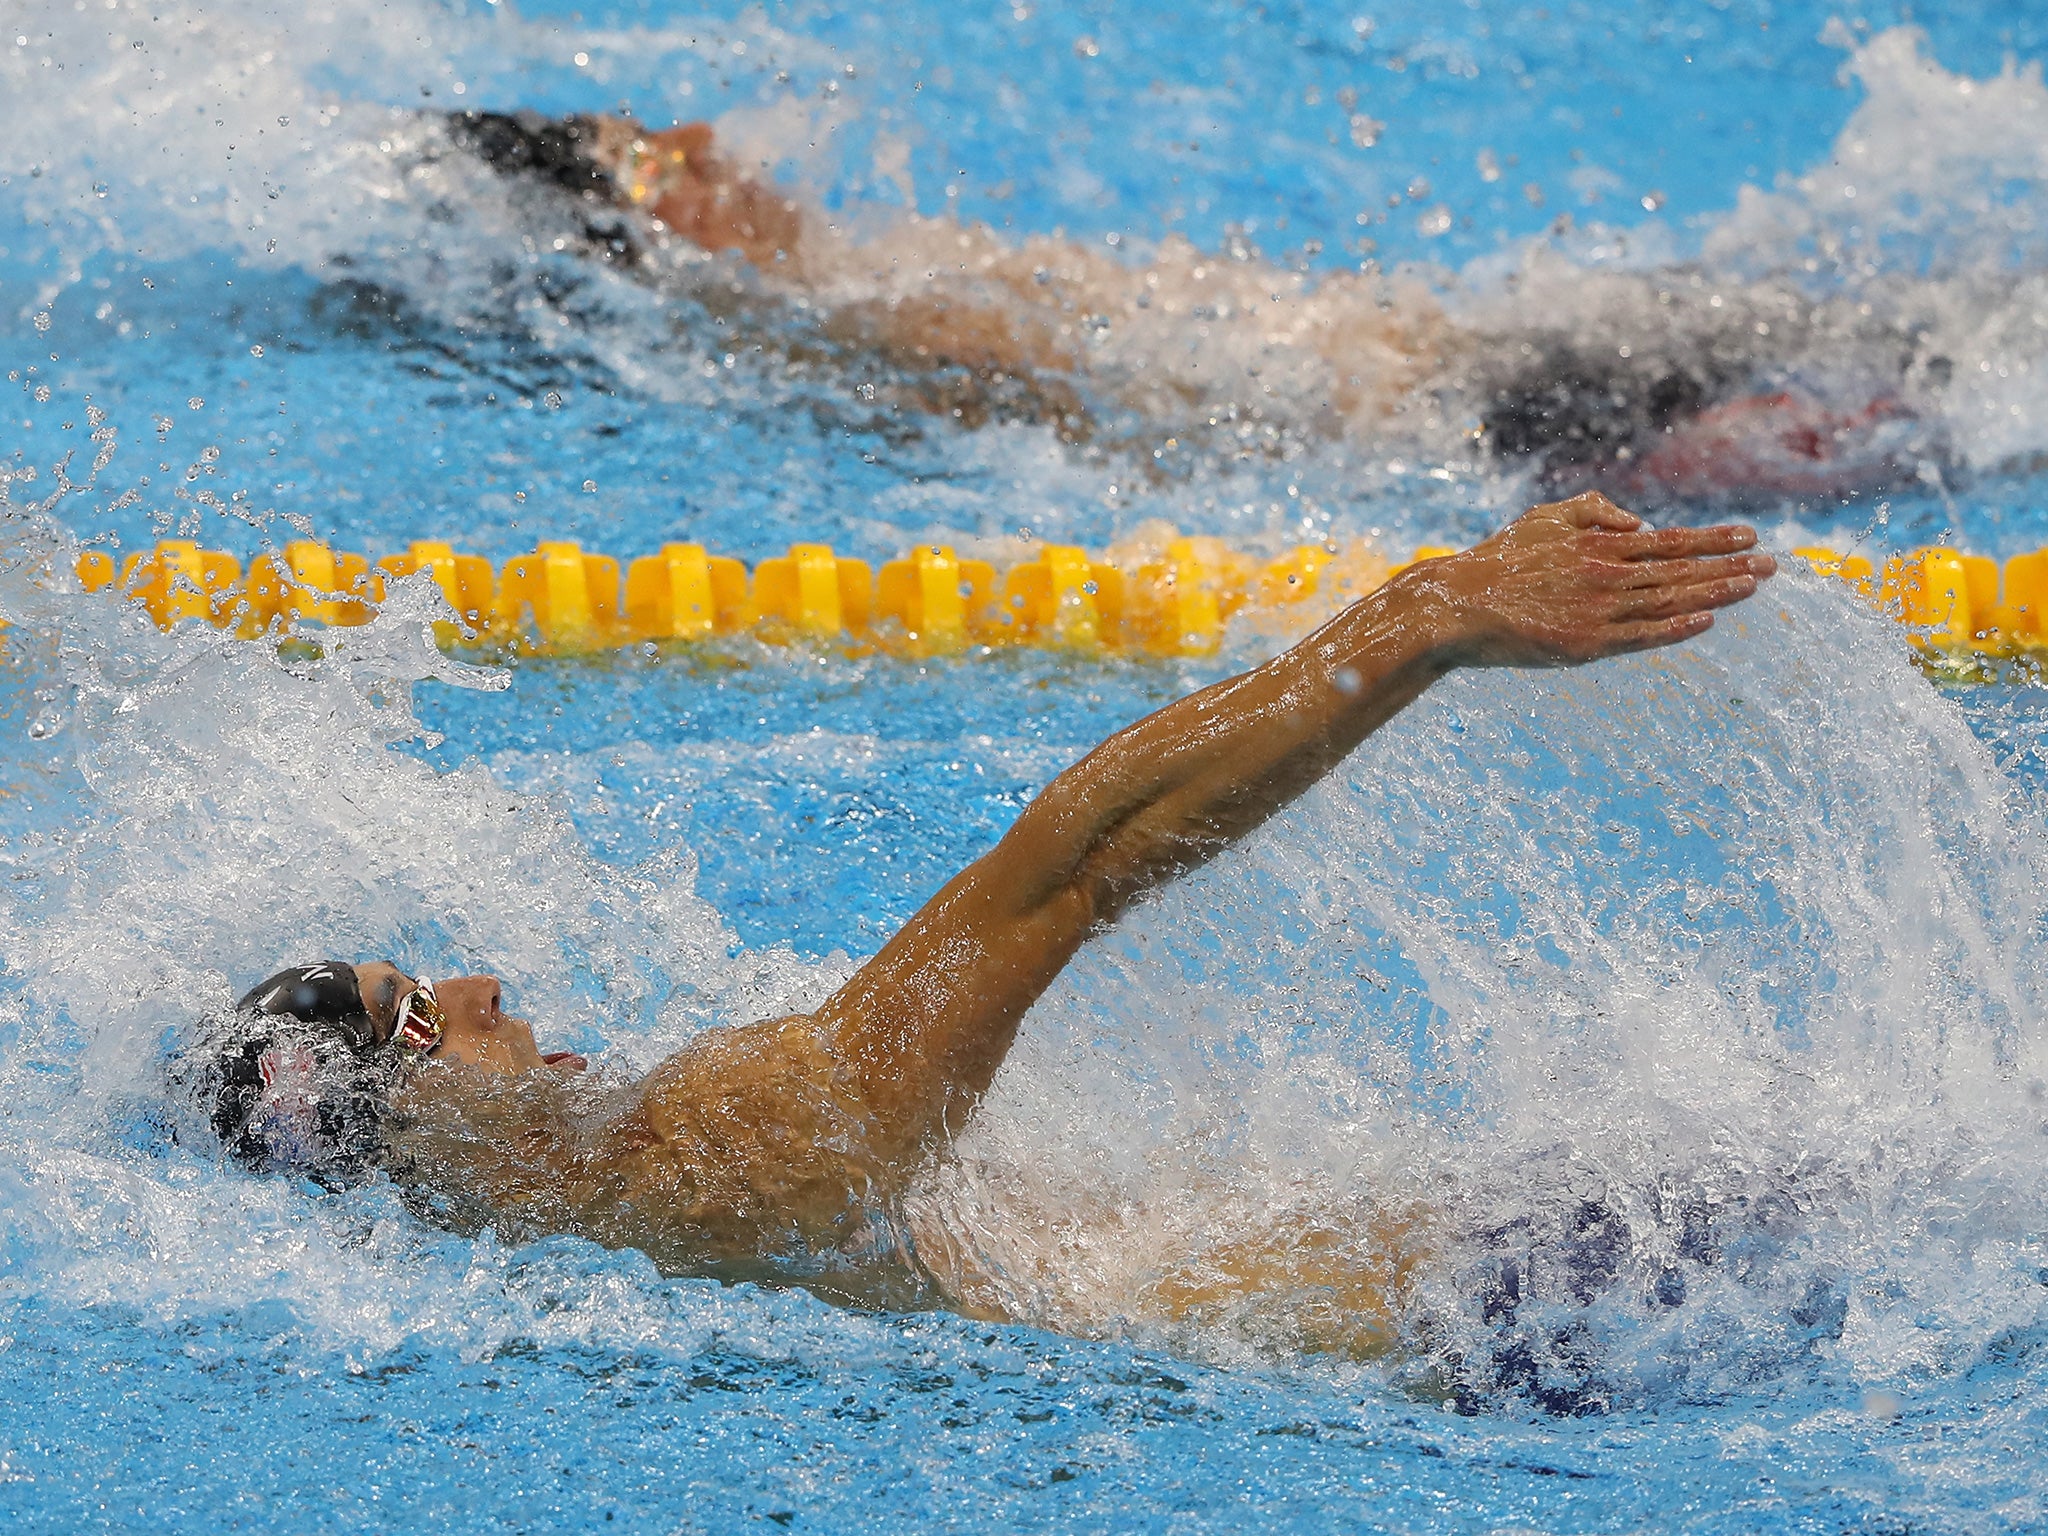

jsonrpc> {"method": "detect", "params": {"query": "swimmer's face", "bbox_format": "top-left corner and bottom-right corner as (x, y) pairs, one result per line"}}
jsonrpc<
(354, 962), (586, 1077)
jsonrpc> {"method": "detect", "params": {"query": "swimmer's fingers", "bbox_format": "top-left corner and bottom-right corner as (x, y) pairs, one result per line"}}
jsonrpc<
(1602, 612), (1719, 653)
(1613, 572), (1765, 622)
(1544, 491), (1644, 532)
(1590, 522), (1759, 562)
(1600, 550), (1778, 592)
(645, 121), (717, 160)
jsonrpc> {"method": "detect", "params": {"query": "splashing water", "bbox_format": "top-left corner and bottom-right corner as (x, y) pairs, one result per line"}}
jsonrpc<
(8, 8), (2047, 511)
(7, 482), (2048, 1406)
(909, 574), (2048, 1399)
(8, 0), (2048, 1527)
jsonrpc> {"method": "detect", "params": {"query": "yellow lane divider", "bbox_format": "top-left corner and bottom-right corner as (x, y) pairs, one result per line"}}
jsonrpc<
(878, 545), (999, 651)
(245, 541), (377, 632)
(1001, 545), (1124, 648)
(104, 539), (243, 629)
(624, 543), (750, 641)
(380, 540), (497, 638)
(496, 541), (622, 651)
(1794, 545), (2048, 657)
(48, 533), (2039, 662)
(754, 543), (872, 641)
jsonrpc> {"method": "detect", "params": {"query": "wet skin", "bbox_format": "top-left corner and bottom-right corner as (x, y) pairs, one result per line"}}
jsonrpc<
(367, 493), (1778, 1340)
(464, 114), (1913, 484)
(352, 964), (585, 1076)
(547, 115), (1440, 439)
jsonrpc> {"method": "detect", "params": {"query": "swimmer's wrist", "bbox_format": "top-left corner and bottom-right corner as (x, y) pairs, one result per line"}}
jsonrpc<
(1365, 560), (1485, 674)
(1296, 563), (1471, 701)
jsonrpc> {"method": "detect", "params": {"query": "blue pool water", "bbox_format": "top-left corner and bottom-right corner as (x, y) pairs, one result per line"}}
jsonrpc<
(8, 0), (2048, 1530)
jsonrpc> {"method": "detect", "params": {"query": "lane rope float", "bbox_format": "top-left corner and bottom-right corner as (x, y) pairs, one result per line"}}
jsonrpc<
(33, 534), (2037, 662)
(57, 533), (1448, 658)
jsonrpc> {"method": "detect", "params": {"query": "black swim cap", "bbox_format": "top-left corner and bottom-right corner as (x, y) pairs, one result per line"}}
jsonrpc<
(238, 962), (377, 1050)
(191, 962), (398, 1186)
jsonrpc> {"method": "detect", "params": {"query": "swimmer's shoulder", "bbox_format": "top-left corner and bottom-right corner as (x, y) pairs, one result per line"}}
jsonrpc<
(618, 1013), (890, 1232)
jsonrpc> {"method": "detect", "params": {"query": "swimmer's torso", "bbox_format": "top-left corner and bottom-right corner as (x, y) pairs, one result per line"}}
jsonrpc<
(385, 1018), (1423, 1351)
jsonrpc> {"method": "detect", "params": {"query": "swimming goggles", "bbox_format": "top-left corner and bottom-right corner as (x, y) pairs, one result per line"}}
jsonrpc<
(392, 977), (448, 1054)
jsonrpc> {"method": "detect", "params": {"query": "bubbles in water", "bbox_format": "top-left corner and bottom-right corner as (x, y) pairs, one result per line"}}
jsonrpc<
(4, 0), (2048, 1419)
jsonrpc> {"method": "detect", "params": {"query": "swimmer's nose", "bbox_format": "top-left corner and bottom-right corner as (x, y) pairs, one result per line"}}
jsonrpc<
(439, 974), (505, 1027)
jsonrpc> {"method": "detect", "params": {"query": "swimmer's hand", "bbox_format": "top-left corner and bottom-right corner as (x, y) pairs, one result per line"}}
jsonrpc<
(592, 118), (803, 269)
(1404, 491), (1776, 668)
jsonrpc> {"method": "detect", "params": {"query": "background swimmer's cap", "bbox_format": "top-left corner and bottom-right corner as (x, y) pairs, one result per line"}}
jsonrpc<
(446, 110), (620, 202)
(186, 962), (399, 1186)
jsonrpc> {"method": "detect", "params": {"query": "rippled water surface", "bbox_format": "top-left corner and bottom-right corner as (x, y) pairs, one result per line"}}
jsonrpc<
(6, 0), (2048, 1530)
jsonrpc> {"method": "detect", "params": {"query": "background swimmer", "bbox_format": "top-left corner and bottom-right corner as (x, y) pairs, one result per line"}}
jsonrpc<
(443, 108), (1443, 446)
(441, 109), (1936, 500)
(189, 491), (1776, 1348)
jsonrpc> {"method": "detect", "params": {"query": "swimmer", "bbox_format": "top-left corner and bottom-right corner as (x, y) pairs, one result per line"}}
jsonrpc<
(442, 109), (1937, 495)
(189, 492), (1777, 1350)
(444, 108), (1447, 443)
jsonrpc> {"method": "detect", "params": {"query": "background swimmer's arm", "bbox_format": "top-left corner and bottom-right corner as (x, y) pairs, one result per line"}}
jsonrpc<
(783, 492), (1776, 1170)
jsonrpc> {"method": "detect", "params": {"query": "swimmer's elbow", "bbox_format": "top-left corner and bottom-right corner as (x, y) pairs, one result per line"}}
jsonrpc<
(988, 771), (1106, 900)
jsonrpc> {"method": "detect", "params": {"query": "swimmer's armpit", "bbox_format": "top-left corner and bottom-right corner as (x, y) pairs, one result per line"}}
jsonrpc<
(378, 492), (1768, 1272)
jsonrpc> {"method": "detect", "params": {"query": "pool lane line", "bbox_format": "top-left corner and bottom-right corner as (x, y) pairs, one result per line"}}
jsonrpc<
(41, 536), (2039, 667)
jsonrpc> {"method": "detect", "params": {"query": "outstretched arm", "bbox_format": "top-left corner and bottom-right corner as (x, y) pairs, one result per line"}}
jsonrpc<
(635, 493), (1773, 1225)
(814, 494), (1773, 1161)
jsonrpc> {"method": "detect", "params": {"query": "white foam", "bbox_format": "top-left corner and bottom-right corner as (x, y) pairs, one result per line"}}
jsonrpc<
(1706, 26), (2048, 281)
(7, 478), (2048, 1390)
(7, 1), (2048, 1390)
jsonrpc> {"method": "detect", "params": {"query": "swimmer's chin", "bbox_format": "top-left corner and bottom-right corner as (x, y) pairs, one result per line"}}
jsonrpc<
(427, 1009), (589, 1076)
